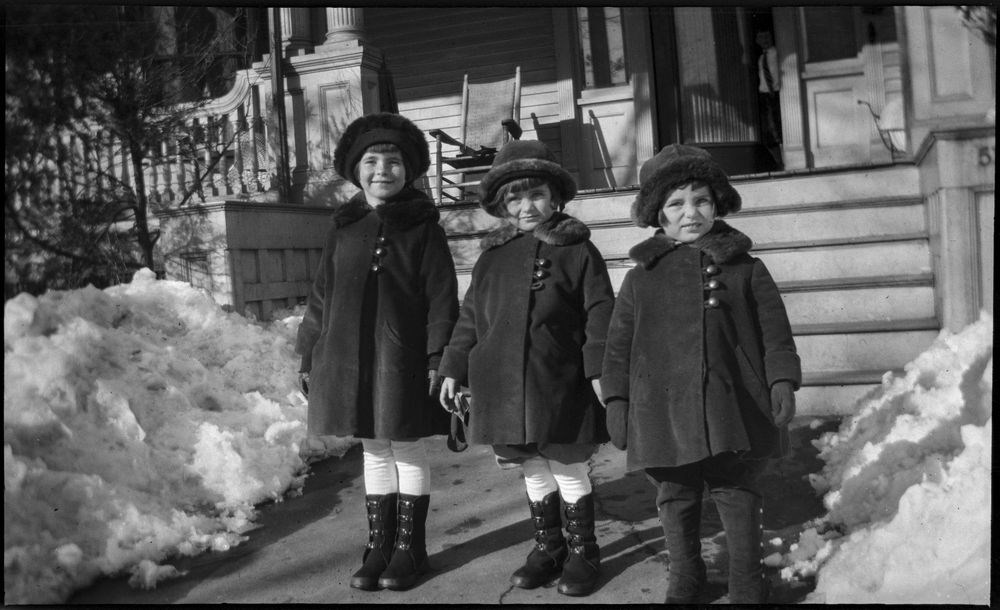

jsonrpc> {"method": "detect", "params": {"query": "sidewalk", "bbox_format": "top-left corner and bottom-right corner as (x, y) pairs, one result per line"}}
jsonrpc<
(70, 418), (836, 605)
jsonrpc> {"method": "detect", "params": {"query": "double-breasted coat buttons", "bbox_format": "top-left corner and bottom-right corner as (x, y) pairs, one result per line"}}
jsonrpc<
(703, 263), (722, 308)
(370, 235), (388, 273)
(531, 256), (551, 291)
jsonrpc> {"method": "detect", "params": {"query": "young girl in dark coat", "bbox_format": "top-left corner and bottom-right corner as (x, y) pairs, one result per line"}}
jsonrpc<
(296, 113), (458, 592)
(601, 144), (800, 603)
(438, 140), (614, 597)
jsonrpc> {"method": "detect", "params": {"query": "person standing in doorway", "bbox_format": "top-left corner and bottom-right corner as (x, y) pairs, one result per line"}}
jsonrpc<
(756, 29), (784, 169)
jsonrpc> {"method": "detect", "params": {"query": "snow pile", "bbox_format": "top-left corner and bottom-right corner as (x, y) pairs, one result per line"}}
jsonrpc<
(4, 269), (354, 604)
(776, 313), (992, 604)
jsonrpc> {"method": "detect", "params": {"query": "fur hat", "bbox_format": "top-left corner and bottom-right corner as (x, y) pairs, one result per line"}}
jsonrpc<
(478, 140), (577, 218)
(631, 144), (742, 228)
(333, 112), (430, 187)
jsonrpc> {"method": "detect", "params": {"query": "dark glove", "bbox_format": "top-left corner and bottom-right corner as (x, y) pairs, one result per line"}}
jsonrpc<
(770, 380), (796, 427)
(298, 372), (310, 397)
(605, 399), (628, 450)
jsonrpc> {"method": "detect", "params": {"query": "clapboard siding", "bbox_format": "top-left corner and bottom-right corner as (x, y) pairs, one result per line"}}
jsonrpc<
(366, 7), (564, 161)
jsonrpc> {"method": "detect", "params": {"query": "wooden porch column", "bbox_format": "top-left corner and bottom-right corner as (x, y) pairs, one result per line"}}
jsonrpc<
(323, 8), (366, 45)
(772, 7), (808, 170)
(625, 8), (656, 173)
(280, 7), (312, 56)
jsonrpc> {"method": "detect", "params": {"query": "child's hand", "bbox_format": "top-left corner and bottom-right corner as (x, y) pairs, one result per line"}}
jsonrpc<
(428, 369), (441, 397)
(770, 380), (796, 426)
(439, 377), (459, 412)
(591, 378), (603, 402)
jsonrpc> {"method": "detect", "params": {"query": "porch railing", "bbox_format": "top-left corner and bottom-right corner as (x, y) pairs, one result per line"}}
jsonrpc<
(33, 69), (279, 212)
(148, 69), (276, 207)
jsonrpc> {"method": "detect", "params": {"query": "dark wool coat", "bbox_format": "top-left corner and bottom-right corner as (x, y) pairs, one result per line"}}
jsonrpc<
(438, 213), (614, 446)
(601, 220), (801, 471)
(296, 188), (459, 439)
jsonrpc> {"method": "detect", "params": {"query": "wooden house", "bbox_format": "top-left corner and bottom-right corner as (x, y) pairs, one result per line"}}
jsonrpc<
(146, 6), (994, 416)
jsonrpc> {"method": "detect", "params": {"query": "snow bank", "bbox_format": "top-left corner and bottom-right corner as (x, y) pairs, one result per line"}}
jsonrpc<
(776, 313), (992, 604)
(4, 269), (354, 604)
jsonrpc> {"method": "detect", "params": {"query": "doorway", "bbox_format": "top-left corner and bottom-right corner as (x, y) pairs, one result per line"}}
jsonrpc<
(649, 7), (782, 175)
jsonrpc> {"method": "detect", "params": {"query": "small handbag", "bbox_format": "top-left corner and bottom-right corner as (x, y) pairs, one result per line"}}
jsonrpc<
(446, 389), (471, 453)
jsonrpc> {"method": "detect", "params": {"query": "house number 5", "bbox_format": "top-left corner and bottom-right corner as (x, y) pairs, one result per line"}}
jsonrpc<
(978, 146), (995, 167)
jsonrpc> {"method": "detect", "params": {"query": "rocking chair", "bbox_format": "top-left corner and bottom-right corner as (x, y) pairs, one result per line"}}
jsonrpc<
(428, 66), (523, 204)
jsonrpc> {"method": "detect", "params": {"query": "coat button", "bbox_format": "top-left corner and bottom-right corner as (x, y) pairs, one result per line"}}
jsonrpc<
(376, 236), (387, 245)
(534, 258), (551, 268)
(533, 269), (549, 279)
(530, 280), (544, 291)
(704, 297), (719, 308)
(705, 265), (720, 276)
(705, 279), (720, 290)
(370, 263), (382, 273)
(374, 247), (386, 257)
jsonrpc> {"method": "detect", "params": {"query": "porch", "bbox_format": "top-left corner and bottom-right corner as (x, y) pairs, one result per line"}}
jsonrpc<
(137, 6), (992, 417)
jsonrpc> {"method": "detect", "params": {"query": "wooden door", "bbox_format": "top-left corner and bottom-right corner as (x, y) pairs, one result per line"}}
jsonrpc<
(650, 7), (777, 175)
(798, 7), (899, 167)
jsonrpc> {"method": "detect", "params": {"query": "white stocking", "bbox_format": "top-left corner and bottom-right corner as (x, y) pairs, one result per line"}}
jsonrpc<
(361, 438), (398, 495)
(521, 456), (559, 502)
(392, 439), (431, 496)
(550, 460), (592, 504)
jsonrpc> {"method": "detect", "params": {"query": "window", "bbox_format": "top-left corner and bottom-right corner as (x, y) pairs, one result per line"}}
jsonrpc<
(577, 7), (629, 88)
(802, 7), (859, 63)
(181, 251), (213, 292)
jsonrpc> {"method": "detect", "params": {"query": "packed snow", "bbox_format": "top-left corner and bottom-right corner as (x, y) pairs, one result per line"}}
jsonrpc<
(3, 270), (993, 604)
(4, 269), (353, 604)
(770, 313), (993, 604)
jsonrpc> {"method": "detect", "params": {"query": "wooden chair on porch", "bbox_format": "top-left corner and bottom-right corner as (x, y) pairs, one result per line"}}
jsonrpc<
(428, 66), (523, 205)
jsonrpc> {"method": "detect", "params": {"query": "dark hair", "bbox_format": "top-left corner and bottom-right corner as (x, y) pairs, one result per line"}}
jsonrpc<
(490, 176), (563, 213)
(354, 142), (408, 179)
(658, 180), (717, 220)
(663, 180), (715, 202)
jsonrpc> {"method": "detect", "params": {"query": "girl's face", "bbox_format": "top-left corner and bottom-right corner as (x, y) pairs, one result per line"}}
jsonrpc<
(357, 149), (406, 205)
(504, 183), (556, 232)
(658, 183), (717, 243)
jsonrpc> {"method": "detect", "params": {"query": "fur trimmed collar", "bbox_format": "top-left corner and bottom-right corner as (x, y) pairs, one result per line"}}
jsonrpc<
(629, 220), (752, 269)
(333, 187), (440, 229)
(480, 212), (591, 250)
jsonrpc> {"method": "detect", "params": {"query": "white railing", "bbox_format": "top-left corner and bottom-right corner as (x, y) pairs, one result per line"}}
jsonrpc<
(147, 69), (276, 207)
(16, 69), (279, 212)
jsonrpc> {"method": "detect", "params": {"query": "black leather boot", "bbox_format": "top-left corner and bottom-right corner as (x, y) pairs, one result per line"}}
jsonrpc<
(511, 491), (567, 589)
(659, 487), (706, 604)
(349, 493), (398, 591)
(557, 493), (601, 596)
(715, 488), (766, 603)
(378, 494), (430, 591)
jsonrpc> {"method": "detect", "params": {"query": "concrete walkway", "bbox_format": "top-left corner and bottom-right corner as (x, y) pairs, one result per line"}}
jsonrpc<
(70, 419), (836, 605)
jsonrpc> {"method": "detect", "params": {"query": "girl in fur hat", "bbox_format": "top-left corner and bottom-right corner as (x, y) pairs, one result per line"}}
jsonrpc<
(601, 144), (800, 603)
(438, 140), (615, 597)
(296, 112), (458, 592)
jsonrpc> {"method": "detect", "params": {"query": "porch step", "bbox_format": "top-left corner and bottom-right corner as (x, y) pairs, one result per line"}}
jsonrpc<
(782, 285), (936, 328)
(442, 164), (934, 418)
(796, 384), (882, 417)
(600, 238), (933, 291)
(733, 164), (921, 210)
(795, 329), (937, 373)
